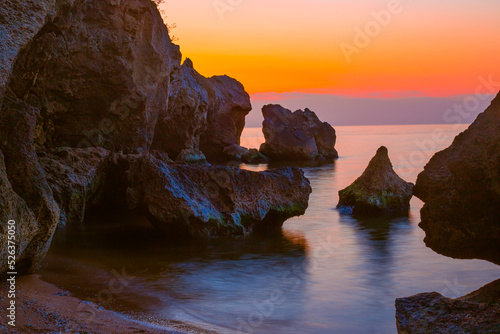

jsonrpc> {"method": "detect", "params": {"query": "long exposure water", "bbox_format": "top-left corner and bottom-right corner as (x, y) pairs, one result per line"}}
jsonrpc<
(41, 124), (500, 333)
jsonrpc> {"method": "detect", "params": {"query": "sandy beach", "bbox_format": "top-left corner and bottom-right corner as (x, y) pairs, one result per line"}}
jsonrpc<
(0, 275), (218, 334)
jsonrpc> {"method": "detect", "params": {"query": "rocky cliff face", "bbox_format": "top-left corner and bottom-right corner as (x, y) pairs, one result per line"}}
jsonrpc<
(413, 93), (500, 265)
(259, 104), (338, 161)
(0, 0), (309, 275)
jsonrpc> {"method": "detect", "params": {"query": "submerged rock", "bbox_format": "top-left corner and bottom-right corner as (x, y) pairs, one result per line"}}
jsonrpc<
(413, 93), (500, 264)
(223, 144), (270, 164)
(126, 155), (311, 236)
(259, 104), (338, 161)
(337, 146), (414, 215)
(396, 278), (500, 334)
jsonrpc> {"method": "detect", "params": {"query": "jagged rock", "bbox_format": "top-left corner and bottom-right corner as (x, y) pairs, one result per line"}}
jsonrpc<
(259, 104), (338, 161)
(0, 0), (56, 99)
(152, 58), (252, 162)
(152, 58), (209, 158)
(337, 146), (414, 215)
(39, 147), (110, 226)
(198, 74), (252, 161)
(6, 0), (181, 152)
(396, 278), (500, 334)
(0, 93), (60, 274)
(413, 93), (500, 264)
(125, 155), (311, 236)
(175, 149), (207, 165)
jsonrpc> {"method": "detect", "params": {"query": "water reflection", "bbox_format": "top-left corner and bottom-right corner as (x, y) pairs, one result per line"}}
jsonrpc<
(39, 125), (500, 334)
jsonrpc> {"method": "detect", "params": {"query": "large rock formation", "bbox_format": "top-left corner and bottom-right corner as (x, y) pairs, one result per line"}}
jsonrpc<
(0, 0), (309, 275)
(396, 278), (500, 334)
(413, 93), (500, 264)
(337, 146), (414, 215)
(7, 0), (181, 152)
(152, 58), (253, 162)
(259, 104), (338, 161)
(125, 155), (311, 236)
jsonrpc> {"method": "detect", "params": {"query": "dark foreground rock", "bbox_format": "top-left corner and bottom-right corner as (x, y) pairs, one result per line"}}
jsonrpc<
(126, 155), (311, 236)
(259, 104), (338, 161)
(396, 278), (500, 334)
(413, 93), (500, 264)
(337, 146), (414, 215)
(0, 0), (306, 275)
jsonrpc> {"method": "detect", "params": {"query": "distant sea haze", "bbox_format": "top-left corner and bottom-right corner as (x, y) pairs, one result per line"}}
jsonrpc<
(246, 93), (496, 127)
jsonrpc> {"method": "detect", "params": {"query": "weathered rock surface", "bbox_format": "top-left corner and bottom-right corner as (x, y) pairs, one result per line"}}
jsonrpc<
(0, 0), (55, 99)
(0, 93), (60, 274)
(198, 74), (252, 161)
(338, 146), (414, 215)
(152, 58), (208, 159)
(125, 155), (311, 236)
(39, 147), (110, 226)
(413, 93), (500, 264)
(7, 0), (181, 152)
(396, 278), (500, 334)
(259, 104), (338, 161)
(152, 58), (252, 162)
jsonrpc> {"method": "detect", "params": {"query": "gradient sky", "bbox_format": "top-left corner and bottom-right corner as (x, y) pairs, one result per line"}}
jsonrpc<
(162, 0), (500, 125)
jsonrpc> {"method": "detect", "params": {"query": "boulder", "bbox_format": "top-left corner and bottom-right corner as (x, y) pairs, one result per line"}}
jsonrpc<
(39, 147), (111, 226)
(259, 104), (338, 161)
(152, 58), (252, 162)
(125, 155), (311, 236)
(222, 144), (270, 164)
(198, 74), (252, 162)
(337, 146), (414, 215)
(413, 93), (500, 264)
(396, 278), (500, 334)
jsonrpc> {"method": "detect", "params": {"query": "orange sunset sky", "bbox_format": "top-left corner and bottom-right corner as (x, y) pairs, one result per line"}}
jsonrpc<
(162, 0), (500, 125)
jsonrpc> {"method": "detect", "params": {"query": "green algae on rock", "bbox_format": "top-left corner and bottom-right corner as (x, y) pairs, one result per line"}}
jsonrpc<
(337, 146), (414, 215)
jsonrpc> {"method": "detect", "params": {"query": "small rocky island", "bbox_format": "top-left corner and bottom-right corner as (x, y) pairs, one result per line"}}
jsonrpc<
(337, 146), (414, 215)
(259, 104), (338, 161)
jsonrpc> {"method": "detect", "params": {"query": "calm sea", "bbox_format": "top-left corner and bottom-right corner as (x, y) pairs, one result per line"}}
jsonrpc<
(41, 124), (500, 334)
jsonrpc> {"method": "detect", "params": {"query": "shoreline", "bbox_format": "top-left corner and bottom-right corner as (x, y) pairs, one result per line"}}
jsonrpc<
(0, 275), (219, 334)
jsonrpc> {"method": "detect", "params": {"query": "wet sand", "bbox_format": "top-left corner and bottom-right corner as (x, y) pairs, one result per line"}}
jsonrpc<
(0, 275), (218, 334)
